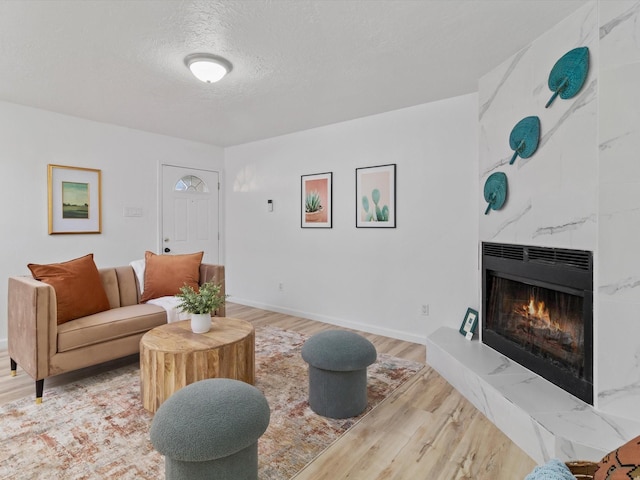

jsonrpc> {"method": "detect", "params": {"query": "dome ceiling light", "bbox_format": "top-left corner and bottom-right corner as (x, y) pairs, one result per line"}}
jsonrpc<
(184, 53), (233, 83)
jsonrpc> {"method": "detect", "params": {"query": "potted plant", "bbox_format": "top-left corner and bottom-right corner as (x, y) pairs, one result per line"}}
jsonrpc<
(305, 190), (323, 222)
(175, 281), (226, 333)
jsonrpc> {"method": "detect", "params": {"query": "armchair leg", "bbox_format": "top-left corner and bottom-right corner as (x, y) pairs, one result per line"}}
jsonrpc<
(35, 379), (44, 404)
(10, 358), (17, 377)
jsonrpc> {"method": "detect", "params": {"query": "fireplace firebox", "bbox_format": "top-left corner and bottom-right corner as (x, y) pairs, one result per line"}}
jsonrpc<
(482, 242), (593, 404)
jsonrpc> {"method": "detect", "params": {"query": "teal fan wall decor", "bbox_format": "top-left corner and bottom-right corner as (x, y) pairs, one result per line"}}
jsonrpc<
(509, 116), (540, 165)
(484, 172), (508, 215)
(545, 46), (589, 108)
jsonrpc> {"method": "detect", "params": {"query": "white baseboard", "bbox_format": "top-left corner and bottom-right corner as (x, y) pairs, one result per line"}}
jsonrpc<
(229, 297), (426, 345)
(0, 338), (7, 351)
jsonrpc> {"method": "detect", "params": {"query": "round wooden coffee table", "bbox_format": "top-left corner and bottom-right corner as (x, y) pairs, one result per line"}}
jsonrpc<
(139, 317), (255, 413)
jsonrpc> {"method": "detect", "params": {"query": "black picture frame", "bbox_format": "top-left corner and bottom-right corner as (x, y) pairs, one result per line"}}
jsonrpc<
(459, 308), (479, 337)
(355, 164), (396, 228)
(301, 172), (332, 228)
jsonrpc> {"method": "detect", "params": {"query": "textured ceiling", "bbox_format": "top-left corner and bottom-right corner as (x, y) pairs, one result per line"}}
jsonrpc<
(0, 0), (585, 147)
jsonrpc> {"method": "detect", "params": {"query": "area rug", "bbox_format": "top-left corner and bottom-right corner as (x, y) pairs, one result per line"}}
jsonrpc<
(0, 326), (423, 479)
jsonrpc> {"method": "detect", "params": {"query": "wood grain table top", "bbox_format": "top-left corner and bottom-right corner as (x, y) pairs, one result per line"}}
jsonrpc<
(140, 317), (254, 353)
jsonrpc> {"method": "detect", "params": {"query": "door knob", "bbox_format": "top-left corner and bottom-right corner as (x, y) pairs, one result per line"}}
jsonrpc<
(164, 247), (171, 253)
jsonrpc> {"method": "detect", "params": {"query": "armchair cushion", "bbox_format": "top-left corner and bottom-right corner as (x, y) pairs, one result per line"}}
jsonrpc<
(140, 251), (203, 302)
(27, 253), (110, 325)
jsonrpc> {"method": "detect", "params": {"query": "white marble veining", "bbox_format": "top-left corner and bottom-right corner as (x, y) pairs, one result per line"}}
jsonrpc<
(598, 182), (640, 294)
(479, 45), (533, 121)
(597, 0), (640, 423)
(478, 1), (640, 430)
(427, 328), (640, 464)
(594, 300), (640, 415)
(477, 0), (640, 429)
(479, 1), (598, 249)
(599, 1), (640, 69)
(599, 64), (640, 184)
(457, 0), (640, 464)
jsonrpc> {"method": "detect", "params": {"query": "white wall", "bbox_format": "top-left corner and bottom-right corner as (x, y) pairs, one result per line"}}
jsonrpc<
(0, 101), (224, 348)
(225, 94), (479, 344)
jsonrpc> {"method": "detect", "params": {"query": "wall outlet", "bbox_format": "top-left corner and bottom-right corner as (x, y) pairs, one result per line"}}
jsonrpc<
(421, 304), (429, 316)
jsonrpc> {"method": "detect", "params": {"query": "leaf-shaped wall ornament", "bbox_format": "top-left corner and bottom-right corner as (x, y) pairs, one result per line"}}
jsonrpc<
(545, 46), (589, 108)
(484, 172), (508, 215)
(509, 116), (540, 165)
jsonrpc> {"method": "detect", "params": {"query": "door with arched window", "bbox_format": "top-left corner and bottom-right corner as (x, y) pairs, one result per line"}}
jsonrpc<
(161, 164), (220, 263)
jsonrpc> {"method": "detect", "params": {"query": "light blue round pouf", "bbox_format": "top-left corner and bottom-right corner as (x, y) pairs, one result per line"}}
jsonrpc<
(301, 330), (377, 419)
(150, 378), (270, 480)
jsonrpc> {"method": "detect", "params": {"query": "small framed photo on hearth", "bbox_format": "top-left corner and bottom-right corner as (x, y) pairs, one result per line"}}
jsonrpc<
(459, 308), (478, 340)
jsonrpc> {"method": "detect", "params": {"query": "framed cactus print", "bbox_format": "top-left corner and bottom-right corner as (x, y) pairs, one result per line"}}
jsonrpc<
(301, 172), (332, 228)
(356, 164), (396, 228)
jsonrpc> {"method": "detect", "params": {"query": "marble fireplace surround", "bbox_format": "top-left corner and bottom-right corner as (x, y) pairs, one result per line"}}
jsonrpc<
(427, 328), (640, 464)
(427, 0), (640, 464)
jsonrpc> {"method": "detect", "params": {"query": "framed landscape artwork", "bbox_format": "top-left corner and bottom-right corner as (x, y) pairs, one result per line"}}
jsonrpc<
(356, 164), (396, 228)
(48, 164), (102, 234)
(301, 172), (332, 228)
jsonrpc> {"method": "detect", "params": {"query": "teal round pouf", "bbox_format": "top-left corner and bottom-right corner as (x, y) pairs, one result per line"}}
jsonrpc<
(150, 378), (270, 480)
(301, 330), (377, 419)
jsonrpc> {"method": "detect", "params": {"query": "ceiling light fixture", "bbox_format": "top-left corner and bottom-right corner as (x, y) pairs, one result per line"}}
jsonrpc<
(184, 53), (233, 83)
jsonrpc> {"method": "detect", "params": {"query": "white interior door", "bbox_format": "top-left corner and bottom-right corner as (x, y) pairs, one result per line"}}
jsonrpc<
(162, 165), (219, 264)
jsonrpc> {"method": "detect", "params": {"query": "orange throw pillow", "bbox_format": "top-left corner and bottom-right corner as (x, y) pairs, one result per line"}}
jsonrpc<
(28, 253), (111, 325)
(140, 251), (203, 302)
(594, 435), (640, 480)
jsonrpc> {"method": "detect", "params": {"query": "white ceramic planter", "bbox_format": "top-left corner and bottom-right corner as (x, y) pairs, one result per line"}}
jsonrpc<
(190, 313), (212, 333)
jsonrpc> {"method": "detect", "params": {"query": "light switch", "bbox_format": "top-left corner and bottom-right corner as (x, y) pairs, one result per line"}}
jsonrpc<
(123, 207), (143, 217)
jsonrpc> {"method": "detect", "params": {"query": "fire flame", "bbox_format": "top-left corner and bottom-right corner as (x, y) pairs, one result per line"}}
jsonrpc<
(516, 297), (560, 330)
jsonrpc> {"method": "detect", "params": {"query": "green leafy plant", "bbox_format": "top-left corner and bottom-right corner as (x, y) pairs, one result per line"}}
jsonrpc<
(305, 191), (323, 213)
(362, 188), (389, 221)
(175, 281), (226, 315)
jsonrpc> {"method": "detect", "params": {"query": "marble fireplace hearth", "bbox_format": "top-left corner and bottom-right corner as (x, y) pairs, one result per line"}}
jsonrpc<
(426, 327), (640, 464)
(476, 0), (640, 453)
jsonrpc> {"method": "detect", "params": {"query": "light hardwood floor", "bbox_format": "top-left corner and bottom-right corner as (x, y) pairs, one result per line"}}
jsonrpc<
(1, 302), (536, 479)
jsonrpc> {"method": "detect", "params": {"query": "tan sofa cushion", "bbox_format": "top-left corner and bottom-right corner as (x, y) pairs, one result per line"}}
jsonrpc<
(114, 266), (140, 307)
(98, 266), (140, 308)
(99, 268), (120, 309)
(28, 254), (111, 325)
(140, 251), (203, 302)
(57, 304), (167, 352)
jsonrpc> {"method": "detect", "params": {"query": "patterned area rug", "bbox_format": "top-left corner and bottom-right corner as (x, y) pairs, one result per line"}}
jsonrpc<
(0, 326), (423, 479)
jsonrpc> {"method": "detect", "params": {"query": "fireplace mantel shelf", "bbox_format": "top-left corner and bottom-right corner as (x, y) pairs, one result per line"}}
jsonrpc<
(426, 327), (640, 464)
